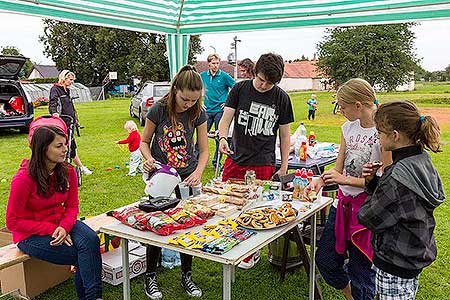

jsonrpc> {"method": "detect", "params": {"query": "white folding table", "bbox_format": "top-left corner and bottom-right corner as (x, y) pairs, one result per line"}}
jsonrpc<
(100, 196), (332, 300)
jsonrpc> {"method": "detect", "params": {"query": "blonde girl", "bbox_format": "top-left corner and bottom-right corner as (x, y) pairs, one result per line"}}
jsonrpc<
(358, 101), (444, 300)
(139, 65), (208, 300)
(116, 120), (143, 176)
(305, 78), (391, 300)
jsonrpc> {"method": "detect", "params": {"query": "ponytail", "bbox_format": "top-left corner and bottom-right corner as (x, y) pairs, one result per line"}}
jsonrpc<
(374, 101), (442, 153)
(417, 115), (441, 153)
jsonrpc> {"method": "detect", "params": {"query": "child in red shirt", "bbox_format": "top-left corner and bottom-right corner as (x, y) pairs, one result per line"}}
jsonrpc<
(116, 120), (143, 176)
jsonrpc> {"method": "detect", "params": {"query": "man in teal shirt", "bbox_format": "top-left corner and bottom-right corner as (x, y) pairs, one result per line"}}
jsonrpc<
(200, 53), (235, 168)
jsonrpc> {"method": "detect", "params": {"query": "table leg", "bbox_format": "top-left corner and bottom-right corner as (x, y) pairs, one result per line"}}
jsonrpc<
(231, 264), (235, 283)
(122, 238), (131, 300)
(309, 213), (317, 300)
(223, 264), (233, 300)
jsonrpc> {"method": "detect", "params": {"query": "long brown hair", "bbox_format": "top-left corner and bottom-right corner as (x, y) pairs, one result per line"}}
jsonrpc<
(374, 101), (441, 153)
(28, 126), (69, 196)
(161, 65), (203, 129)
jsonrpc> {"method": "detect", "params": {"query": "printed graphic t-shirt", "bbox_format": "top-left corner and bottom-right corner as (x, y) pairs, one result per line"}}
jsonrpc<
(146, 101), (207, 177)
(340, 119), (382, 197)
(226, 80), (294, 166)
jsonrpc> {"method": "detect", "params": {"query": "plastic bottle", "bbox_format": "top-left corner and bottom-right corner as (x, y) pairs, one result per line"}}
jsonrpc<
(292, 169), (302, 200)
(300, 172), (309, 195)
(307, 169), (314, 183)
(308, 131), (316, 146)
(300, 141), (308, 161)
(298, 122), (307, 141)
(294, 122), (307, 158)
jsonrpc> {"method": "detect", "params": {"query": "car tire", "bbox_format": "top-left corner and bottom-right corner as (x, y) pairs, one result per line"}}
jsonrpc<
(130, 104), (135, 117)
(139, 110), (146, 126)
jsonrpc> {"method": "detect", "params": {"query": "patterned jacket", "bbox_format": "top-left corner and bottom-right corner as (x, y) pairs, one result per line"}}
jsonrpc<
(358, 145), (445, 279)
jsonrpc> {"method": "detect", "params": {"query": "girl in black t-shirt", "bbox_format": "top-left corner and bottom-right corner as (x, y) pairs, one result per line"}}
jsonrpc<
(139, 65), (208, 300)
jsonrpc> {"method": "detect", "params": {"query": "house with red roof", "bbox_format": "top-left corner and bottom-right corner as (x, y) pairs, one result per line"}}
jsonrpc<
(195, 59), (330, 92)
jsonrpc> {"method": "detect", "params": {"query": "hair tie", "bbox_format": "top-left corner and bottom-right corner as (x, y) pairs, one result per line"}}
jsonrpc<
(373, 99), (379, 105)
(419, 115), (426, 123)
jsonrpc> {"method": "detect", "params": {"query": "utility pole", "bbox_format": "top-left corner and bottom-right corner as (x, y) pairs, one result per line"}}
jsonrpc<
(230, 36), (241, 79)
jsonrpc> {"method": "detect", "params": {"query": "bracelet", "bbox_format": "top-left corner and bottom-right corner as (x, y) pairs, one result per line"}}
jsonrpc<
(219, 136), (228, 143)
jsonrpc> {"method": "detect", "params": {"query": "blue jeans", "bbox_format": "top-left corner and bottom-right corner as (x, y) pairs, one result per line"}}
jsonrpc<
(206, 111), (223, 167)
(315, 206), (375, 300)
(18, 221), (102, 300)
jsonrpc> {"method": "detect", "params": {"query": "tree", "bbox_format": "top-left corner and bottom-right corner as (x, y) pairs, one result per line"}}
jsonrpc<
(293, 55), (309, 62)
(316, 24), (419, 91)
(39, 20), (203, 86)
(1, 46), (34, 79)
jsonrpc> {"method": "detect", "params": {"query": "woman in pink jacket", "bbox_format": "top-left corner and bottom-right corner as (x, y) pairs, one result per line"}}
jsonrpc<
(6, 125), (103, 300)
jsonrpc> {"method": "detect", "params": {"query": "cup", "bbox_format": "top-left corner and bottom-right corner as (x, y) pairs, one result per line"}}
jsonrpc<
(178, 182), (190, 200)
(192, 183), (202, 197)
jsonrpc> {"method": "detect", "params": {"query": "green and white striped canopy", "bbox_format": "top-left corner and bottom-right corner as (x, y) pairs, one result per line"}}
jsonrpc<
(2, 0), (450, 77)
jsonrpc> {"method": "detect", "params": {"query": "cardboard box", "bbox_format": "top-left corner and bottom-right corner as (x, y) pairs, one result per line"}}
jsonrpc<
(0, 228), (72, 298)
(101, 244), (146, 286)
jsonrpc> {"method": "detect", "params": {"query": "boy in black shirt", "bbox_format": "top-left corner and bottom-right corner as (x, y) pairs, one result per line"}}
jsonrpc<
(218, 53), (294, 269)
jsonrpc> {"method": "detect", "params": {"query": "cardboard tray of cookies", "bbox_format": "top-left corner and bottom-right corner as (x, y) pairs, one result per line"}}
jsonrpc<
(235, 203), (298, 230)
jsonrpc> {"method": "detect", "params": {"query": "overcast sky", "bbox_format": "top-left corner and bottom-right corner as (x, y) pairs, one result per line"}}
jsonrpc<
(1, 13), (449, 71)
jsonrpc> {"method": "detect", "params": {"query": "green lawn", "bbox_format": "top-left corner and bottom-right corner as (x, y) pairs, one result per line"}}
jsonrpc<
(0, 82), (449, 300)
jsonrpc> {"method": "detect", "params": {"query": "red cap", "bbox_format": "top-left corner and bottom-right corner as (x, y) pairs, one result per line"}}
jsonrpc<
(295, 169), (302, 176)
(307, 169), (314, 177)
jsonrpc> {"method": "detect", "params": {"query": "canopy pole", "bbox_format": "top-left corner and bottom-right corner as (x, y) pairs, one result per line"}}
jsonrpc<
(166, 33), (190, 80)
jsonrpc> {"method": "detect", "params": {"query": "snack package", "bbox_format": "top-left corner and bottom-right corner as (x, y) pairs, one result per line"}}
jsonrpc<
(147, 211), (183, 235)
(165, 207), (206, 228)
(182, 202), (215, 219)
(111, 207), (151, 231)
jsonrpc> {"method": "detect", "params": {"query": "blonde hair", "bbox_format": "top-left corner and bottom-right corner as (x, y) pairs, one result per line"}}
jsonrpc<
(58, 70), (75, 84)
(207, 53), (220, 62)
(374, 101), (441, 153)
(337, 78), (378, 107)
(124, 120), (138, 132)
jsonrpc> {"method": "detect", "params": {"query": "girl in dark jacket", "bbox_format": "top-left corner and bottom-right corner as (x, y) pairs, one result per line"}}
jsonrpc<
(358, 101), (445, 300)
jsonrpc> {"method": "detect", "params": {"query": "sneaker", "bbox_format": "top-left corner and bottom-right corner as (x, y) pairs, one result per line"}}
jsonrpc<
(238, 251), (261, 270)
(80, 166), (93, 175)
(181, 271), (202, 297)
(125, 173), (136, 177)
(144, 272), (162, 300)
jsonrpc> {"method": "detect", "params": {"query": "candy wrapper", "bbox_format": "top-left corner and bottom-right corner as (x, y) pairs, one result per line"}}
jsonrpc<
(165, 208), (206, 228)
(111, 207), (151, 231)
(147, 211), (183, 235)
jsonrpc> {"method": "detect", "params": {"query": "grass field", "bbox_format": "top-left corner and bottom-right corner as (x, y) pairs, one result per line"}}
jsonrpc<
(0, 82), (449, 300)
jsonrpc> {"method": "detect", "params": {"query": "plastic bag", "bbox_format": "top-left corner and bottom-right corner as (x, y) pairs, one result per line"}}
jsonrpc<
(161, 248), (181, 269)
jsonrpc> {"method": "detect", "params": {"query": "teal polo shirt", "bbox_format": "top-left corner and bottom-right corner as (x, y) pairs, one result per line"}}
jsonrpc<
(200, 69), (235, 113)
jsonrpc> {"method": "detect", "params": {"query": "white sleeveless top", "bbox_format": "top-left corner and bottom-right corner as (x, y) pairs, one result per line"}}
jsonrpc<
(340, 119), (382, 197)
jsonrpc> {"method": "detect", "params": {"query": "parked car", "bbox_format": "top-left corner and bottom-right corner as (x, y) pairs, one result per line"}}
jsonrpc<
(0, 55), (33, 133)
(130, 81), (170, 126)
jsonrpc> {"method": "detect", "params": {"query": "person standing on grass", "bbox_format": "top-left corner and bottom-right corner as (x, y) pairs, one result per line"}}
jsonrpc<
(49, 70), (92, 175)
(140, 65), (208, 300)
(116, 120), (143, 176)
(307, 93), (318, 120)
(358, 101), (444, 300)
(218, 53), (294, 269)
(6, 125), (103, 300)
(304, 78), (391, 300)
(200, 53), (235, 169)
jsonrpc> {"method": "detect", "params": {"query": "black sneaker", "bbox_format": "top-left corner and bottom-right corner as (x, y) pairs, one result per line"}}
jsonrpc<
(181, 271), (202, 297)
(144, 272), (162, 300)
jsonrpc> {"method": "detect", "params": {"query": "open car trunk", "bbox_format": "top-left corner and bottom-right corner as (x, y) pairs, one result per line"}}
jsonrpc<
(0, 81), (29, 119)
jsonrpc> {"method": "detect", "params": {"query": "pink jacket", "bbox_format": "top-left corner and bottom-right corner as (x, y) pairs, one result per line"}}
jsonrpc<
(334, 189), (373, 261)
(6, 160), (79, 244)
